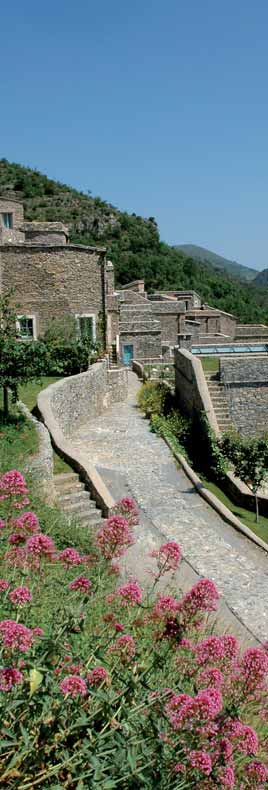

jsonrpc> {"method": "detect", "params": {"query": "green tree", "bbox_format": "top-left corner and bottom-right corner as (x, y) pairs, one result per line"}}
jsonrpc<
(0, 292), (47, 418)
(221, 433), (268, 521)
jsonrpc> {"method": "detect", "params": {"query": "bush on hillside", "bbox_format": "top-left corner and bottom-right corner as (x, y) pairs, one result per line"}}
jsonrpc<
(0, 469), (268, 787)
(137, 381), (173, 419)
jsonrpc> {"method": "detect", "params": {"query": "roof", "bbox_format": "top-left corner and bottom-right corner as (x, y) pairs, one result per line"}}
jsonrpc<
(23, 221), (69, 235)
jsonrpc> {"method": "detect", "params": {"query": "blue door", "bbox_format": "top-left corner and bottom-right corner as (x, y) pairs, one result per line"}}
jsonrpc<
(123, 344), (134, 366)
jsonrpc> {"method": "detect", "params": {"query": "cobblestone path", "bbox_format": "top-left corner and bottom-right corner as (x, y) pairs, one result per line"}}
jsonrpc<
(73, 372), (268, 642)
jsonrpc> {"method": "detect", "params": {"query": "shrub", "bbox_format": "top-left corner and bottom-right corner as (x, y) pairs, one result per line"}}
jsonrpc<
(0, 470), (268, 788)
(137, 381), (172, 419)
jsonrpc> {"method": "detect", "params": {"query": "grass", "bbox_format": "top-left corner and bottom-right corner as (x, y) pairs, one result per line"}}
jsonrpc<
(201, 356), (220, 374)
(199, 473), (268, 543)
(0, 378), (72, 475)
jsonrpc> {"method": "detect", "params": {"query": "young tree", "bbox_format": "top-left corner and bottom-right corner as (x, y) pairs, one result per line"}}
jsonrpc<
(221, 432), (268, 522)
(0, 292), (47, 418)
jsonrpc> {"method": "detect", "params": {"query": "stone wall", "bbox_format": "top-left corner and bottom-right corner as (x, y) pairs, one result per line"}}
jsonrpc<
(0, 244), (106, 337)
(174, 348), (219, 434)
(236, 324), (268, 339)
(18, 400), (55, 504)
(220, 358), (268, 436)
(0, 198), (25, 244)
(45, 361), (128, 437)
(120, 329), (162, 360)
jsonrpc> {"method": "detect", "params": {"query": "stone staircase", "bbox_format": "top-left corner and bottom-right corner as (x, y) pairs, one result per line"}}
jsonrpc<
(54, 472), (104, 529)
(205, 373), (233, 433)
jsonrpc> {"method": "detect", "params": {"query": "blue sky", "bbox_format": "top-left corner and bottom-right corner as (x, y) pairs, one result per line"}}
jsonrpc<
(1, 0), (268, 270)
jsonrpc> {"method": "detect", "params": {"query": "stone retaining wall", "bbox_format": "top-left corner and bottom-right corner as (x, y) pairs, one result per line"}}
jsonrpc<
(174, 348), (219, 435)
(37, 361), (128, 514)
(220, 358), (268, 436)
(18, 400), (55, 504)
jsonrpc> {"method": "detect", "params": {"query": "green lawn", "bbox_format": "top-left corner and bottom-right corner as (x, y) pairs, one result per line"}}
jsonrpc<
(0, 378), (72, 475)
(201, 356), (220, 374)
(199, 474), (268, 544)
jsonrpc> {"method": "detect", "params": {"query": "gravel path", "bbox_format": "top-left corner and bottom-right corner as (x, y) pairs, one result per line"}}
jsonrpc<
(72, 372), (268, 642)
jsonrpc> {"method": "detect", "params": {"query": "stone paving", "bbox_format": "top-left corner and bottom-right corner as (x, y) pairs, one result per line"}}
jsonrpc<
(72, 372), (268, 643)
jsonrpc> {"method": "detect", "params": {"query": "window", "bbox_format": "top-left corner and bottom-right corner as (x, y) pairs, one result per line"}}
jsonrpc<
(16, 316), (36, 340)
(2, 213), (13, 229)
(76, 314), (96, 342)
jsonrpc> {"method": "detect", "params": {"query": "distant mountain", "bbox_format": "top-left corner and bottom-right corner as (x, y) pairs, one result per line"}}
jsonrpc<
(254, 269), (268, 286)
(175, 244), (258, 282)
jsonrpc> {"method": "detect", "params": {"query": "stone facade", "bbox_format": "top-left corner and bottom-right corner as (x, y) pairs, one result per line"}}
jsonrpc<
(220, 359), (268, 436)
(0, 244), (106, 339)
(0, 196), (107, 343)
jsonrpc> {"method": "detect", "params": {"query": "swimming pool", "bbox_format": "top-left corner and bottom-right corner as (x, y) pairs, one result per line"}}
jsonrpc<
(191, 344), (268, 355)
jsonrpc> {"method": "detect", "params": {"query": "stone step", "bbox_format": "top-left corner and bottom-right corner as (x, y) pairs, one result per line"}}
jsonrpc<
(58, 490), (97, 507)
(77, 512), (103, 527)
(59, 498), (97, 514)
(54, 472), (79, 485)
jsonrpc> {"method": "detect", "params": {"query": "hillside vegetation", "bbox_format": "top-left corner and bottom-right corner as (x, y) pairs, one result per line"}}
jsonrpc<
(1, 158), (268, 323)
(175, 243), (258, 282)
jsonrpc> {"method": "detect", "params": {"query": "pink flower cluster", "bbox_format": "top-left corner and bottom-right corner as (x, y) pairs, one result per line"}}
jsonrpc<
(59, 674), (87, 698)
(116, 580), (142, 606)
(109, 634), (136, 663)
(189, 749), (212, 776)
(13, 511), (39, 536)
(87, 667), (109, 686)
(178, 578), (220, 621)
(0, 620), (40, 653)
(68, 575), (92, 592)
(58, 548), (83, 566)
(112, 497), (139, 527)
(151, 541), (182, 575)
(96, 515), (134, 559)
(0, 470), (29, 508)
(166, 687), (223, 729)
(9, 586), (32, 606)
(0, 667), (23, 691)
(0, 580), (9, 592)
(195, 635), (239, 666)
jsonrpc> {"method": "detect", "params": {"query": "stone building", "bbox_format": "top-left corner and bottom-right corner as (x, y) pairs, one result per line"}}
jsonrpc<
(0, 197), (107, 344)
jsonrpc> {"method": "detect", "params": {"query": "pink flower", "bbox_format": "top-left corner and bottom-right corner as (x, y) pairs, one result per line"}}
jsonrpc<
(114, 622), (125, 632)
(68, 575), (92, 592)
(166, 688), (222, 729)
(25, 533), (55, 560)
(197, 667), (224, 689)
(112, 497), (139, 526)
(151, 541), (182, 573)
(4, 546), (26, 568)
(57, 548), (83, 566)
(217, 766), (235, 788)
(246, 761), (268, 783)
(0, 518), (5, 530)
(59, 674), (87, 698)
(32, 627), (44, 637)
(221, 635), (239, 660)
(109, 634), (136, 662)
(9, 586), (32, 606)
(173, 763), (186, 774)
(0, 580), (9, 592)
(87, 667), (109, 686)
(0, 667), (23, 691)
(14, 511), (39, 535)
(152, 595), (179, 619)
(0, 620), (37, 652)
(116, 580), (142, 605)
(0, 470), (28, 500)
(178, 579), (220, 619)
(195, 636), (225, 665)
(96, 515), (134, 559)
(239, 647), (268, 692)
(237, 724), (259, 755)
(8, 533), (25, 545)
(189, 750), (212, 776)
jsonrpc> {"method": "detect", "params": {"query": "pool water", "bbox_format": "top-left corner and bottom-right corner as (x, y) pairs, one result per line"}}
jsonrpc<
(191, 344), (268, 355)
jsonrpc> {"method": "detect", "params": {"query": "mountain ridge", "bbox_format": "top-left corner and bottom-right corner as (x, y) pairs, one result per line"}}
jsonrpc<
(175, 244), (259, 282)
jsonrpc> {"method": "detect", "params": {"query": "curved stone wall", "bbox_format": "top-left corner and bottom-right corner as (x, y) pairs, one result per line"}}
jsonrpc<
(37, 361), (128, 514)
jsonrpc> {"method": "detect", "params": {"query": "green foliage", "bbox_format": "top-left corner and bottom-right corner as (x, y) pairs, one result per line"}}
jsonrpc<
(137, 381), (172, 419)
(42, 315), (78, 345)
(41, 315), (96, 376)
(0, 292), (48, 415)
(189, 413), (228, 483)
(2, 159), (268, 323)
(221, 432), (268, 520)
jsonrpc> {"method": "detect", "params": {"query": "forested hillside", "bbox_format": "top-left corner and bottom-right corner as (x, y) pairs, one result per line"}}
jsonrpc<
(175, 244), (258, 282)
(1, 158), (268, 323)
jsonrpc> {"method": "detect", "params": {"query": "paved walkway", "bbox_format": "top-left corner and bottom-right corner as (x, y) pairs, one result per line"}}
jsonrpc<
(72, 373), (268, 643)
